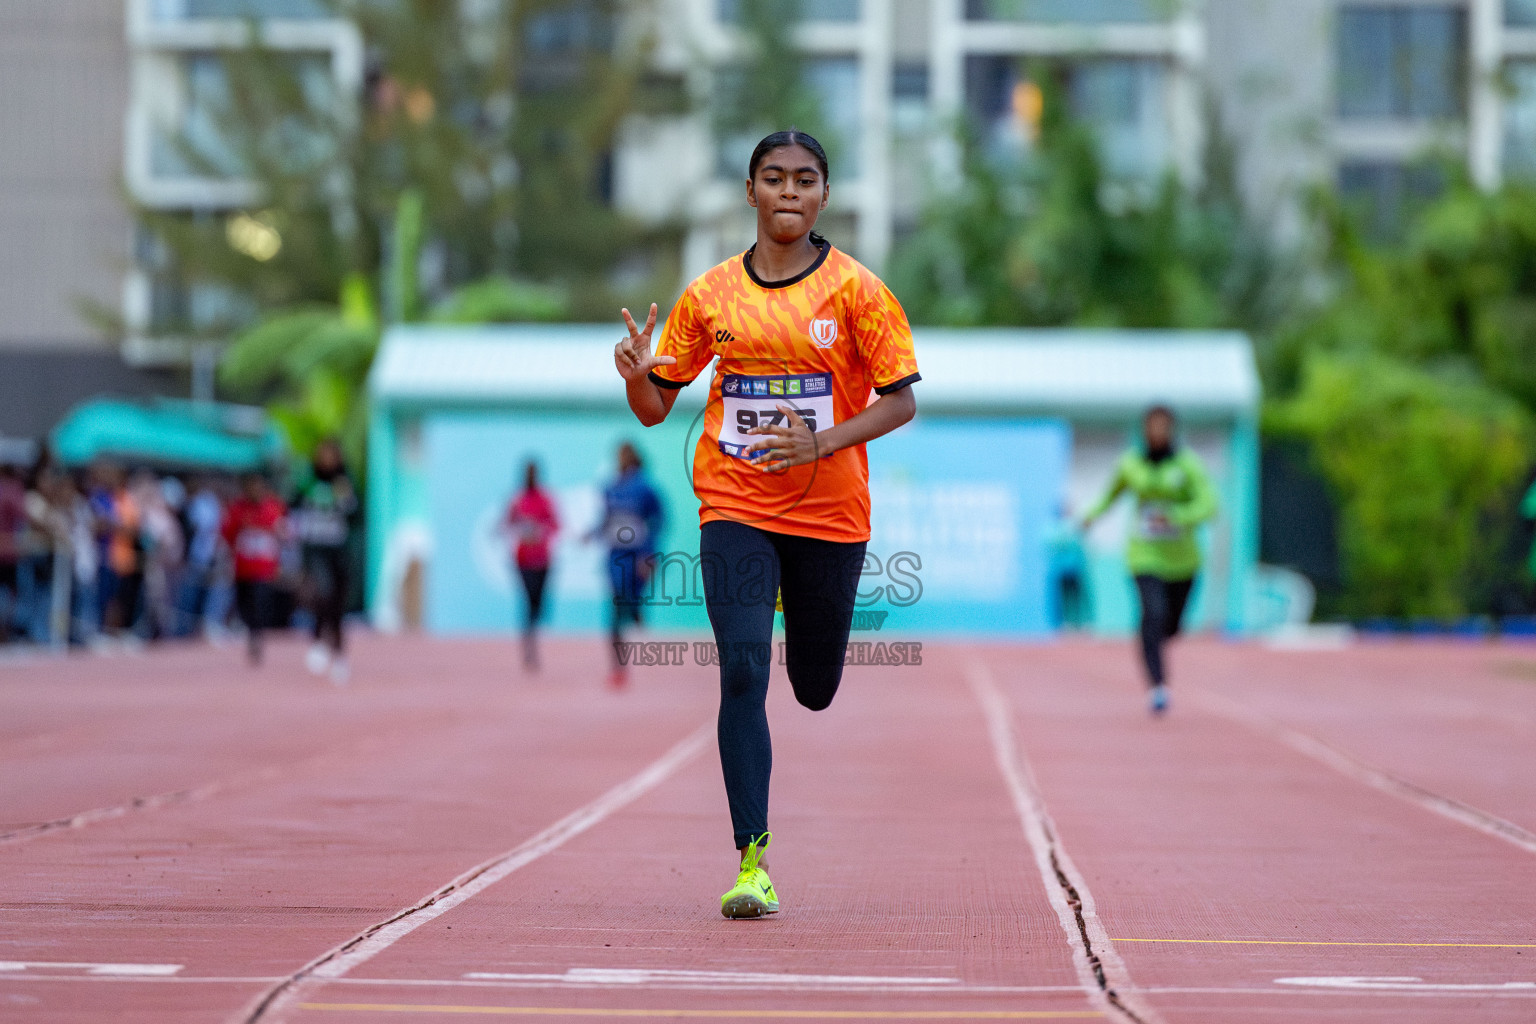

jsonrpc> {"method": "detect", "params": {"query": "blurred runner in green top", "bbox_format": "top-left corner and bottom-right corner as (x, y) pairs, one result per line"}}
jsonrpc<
(1082, 405), (1217, 715)
(293, 439), (357, 686)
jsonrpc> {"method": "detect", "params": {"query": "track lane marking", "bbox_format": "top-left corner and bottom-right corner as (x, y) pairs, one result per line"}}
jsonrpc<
(1192, 688), (1536, 856)
(5, 975), (1533, 999)
(1115, 938), (1536, 948)
(242, 723), (713, 1024)
(1276, 976), (1536, 992)
(0, 960), (183, 975)
(969, 661), (1163, 1024)
(462, 969), (963, 990)
(296, 1006), (1102, 1019)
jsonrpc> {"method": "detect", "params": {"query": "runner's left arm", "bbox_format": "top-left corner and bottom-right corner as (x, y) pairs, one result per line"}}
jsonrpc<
(1169, 453), (1218, 527)
(747, 281), (920, 468)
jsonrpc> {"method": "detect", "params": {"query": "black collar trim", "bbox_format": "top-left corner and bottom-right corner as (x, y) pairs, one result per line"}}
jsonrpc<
(743, 238), (831, 290)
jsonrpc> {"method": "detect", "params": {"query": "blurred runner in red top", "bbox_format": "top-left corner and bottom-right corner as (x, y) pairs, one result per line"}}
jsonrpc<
(222, 472), (287, 666)
(505, 460), (559, 671)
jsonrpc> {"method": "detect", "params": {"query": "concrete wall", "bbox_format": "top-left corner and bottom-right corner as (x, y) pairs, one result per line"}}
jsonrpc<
(0, 1), (130, 349)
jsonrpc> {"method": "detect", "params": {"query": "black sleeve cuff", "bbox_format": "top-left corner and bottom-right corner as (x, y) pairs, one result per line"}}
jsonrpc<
(648, 370), (689, 389)
(874, 372), (921, 395)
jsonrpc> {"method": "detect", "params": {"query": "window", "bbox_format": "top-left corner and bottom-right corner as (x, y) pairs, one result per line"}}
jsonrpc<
(1338, 160), (1444, 238)
(525, 4), (612, 54)
(1508, 0), (1536, 27)
(1505, 62), (1536, 178)
(134, 223), (256, 337)
(717, 0), (860, 23)
(150, 55), (241, 179)
(806, 56), (861, 179)
(966, 55), (1170, 180)
(892, 62), (930, 136)
(965, 0), (1168, 23)
(148, 0), (328, 19)
(149, 52), (335, 180)
(1336, 6), (1466, 119)
(716, 56), (862, 181)
(521, 3), (615, 92)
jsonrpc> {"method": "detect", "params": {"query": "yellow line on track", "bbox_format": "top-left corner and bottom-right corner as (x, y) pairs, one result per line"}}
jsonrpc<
(298, 1006), (1102, 1020)
(1113, 938), (1536, 948)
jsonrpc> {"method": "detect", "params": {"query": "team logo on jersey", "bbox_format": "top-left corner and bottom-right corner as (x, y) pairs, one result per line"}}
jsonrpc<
(724, 378), (739, 394)
(715, 329), (735, 346)
(810, 318), (838, 348)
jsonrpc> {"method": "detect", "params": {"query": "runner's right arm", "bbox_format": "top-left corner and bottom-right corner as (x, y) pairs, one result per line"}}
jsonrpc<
(615, 303), (680, 426)
(1081, 459), (1128, 530)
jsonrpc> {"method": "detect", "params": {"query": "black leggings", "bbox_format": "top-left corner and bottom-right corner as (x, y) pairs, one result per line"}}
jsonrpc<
(1134, 574), (1194, 687)
(236, 580), (274, 635)
(518, 567), (549, 629)
(305, 547), (349, 654)
(700, 520), (866, 849)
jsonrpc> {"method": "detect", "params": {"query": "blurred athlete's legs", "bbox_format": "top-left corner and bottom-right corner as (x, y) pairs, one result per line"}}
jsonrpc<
(518, 566), (548, 671)
(1134, 575), (1194, 714)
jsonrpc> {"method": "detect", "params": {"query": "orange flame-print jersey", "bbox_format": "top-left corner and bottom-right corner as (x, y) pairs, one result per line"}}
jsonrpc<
(650, 242), (920, 543)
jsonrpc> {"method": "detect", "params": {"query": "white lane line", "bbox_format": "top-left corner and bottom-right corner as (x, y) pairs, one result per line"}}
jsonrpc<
(0, 961), (183, 976)
(5, 974), (1536, 999)
(1277, 976), (1536, 992)
(463, 968), (962, 991)
(1194, 689), (1536, 856)
(970, 661), (1164, 1024)
(241, 723), (712, 1024)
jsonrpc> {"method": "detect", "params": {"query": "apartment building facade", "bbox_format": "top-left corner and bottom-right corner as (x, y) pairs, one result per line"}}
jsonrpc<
(640, 0), (1536, 276)
(4, 0), (1536, 377)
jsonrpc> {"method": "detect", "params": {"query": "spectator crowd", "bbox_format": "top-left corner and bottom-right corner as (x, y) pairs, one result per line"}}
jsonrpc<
(0, 442), (358, 681)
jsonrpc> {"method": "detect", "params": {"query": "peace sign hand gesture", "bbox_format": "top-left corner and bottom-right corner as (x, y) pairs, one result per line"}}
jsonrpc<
(614, 304), (676, 383)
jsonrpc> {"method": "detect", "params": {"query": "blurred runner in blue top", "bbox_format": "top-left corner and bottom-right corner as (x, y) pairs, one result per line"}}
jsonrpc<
(597, 442), (663, 688)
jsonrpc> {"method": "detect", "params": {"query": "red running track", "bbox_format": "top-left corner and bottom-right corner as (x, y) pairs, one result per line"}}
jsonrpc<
(1, 634), (1533, 1023)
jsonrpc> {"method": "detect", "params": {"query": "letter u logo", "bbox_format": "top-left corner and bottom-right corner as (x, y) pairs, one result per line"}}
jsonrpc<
(810, 318), (838, 348)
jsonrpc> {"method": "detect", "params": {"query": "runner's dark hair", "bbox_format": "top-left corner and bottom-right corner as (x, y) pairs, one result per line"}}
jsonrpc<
(748, 130), (830, 247)
(1144, 404), (1176, 424)
(748, 129), (829, 182)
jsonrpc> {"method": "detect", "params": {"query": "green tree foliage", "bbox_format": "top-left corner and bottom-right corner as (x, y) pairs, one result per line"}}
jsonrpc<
(217, 190), (569, 471)
(1267, 353), (1530, 618)
(888, 78), (1284, 332)
(1264, 174), (1536, 616)
(1270, 175), (1536, 408)
(135, 0), (676, 342)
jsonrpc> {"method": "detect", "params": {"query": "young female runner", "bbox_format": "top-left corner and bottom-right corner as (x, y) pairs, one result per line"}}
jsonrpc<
(613, 129), (920, 918)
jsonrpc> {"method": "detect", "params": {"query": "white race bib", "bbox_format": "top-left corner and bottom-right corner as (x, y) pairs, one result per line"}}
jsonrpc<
(717, 372), (835, 460)
(1135, 502), (1182, 541)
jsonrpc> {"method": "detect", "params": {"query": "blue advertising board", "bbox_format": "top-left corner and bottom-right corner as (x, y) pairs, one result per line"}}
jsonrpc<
(424, 412), (1069, 637)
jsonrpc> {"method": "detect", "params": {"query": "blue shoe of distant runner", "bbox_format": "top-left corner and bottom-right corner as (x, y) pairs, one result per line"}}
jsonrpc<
(1149, 684), (1169, 715)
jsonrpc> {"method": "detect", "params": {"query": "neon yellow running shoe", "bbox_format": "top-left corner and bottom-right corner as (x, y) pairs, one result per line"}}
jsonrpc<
(720, 832), (779, 919)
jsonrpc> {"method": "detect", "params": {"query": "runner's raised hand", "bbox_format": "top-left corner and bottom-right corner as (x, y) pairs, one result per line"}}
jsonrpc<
(614, 304), (675, 382)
